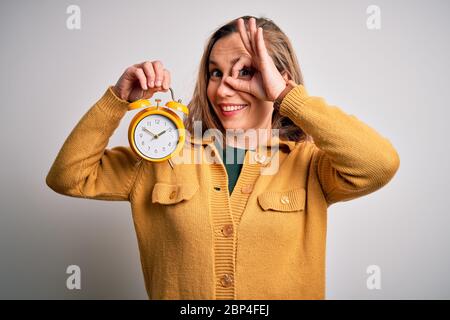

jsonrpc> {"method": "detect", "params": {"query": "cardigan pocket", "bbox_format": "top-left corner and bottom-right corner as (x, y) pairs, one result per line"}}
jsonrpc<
(151, 182), (199, 205)
(257, 187), (306, 212)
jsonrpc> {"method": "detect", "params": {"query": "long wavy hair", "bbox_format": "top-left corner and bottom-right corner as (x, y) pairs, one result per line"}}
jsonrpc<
(186, 15), (310, 143)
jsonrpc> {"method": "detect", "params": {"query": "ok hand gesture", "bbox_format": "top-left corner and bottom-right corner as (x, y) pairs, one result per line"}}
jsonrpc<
(224, 18), (290, 102)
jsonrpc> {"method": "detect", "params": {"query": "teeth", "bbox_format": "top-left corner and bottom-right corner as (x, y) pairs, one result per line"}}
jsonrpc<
(221, 105), (247, 112)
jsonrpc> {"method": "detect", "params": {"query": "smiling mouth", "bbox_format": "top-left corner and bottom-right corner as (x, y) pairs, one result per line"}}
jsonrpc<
(218, 104), (248, 116)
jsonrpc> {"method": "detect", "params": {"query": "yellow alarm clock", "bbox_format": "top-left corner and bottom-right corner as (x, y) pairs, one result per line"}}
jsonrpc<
(127, 88), (189, 163)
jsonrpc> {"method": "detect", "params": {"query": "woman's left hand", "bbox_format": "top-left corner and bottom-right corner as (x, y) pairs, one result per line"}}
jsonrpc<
(224, 17), (288, 102)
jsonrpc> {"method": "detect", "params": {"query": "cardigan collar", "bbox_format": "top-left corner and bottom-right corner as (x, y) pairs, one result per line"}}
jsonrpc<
(188, 133), (296, 153)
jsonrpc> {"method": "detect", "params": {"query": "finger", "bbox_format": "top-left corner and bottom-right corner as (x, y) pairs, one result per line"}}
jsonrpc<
(224, 76), (251, 93)
(162, 69), (171, 91)
(141, 61), (156, 88)
(152, 61), (164, 87)
(248, 18), (258, 57)
(256, 27), (269, 59)
(237, 18), (253, 55)
(134, 67), (148, 91)
(247, 28), (255, 55)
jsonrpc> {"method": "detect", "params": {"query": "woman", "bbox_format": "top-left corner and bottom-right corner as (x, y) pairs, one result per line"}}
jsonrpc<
(46, 16), (400, 299)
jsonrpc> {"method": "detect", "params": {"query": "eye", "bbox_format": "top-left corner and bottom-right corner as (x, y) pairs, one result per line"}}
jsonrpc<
(208, 67), (254, 79)
(239, 67), (254, 77)
(209, 69), (222, 78)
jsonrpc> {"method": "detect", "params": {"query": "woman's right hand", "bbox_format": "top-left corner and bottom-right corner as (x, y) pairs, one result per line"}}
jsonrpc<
(112, 60), (171, 102)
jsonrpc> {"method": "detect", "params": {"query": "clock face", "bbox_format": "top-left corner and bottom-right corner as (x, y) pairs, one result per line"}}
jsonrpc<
(133, 114), (180, 159)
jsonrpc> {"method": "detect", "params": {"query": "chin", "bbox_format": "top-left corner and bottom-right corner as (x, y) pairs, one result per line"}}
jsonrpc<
(221, 122), (249, 131)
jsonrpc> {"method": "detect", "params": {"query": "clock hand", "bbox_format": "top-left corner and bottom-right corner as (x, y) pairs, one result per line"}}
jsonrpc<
(142, 127), (158, 140)
(155, 129), (168, 138)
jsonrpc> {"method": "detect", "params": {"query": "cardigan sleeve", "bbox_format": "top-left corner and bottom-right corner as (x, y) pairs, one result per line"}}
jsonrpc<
(279, 84), (400, 207)
(46, 86), (142, 201)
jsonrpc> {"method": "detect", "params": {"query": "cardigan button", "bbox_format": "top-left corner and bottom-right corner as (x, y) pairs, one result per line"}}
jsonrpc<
(221, 224), (234, 237)
(241, 184), (253, 194)
(220, 274), (234, 288)
(169, 191), (177, 199)
(280, 195), (290, 204)
(254, 153), (267, 164)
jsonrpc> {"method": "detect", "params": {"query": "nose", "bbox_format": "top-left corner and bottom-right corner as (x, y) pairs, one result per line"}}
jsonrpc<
(216, 77), (236, 98)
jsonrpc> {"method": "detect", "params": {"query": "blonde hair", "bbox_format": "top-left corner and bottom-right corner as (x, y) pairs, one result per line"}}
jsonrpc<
(186, 15), (309, 142)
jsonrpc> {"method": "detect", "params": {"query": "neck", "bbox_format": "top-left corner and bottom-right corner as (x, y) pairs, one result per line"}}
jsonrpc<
(223, 127), (274, 150)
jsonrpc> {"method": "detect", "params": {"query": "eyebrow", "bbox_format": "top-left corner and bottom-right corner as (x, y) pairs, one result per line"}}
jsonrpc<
(208, 57), (241, 67)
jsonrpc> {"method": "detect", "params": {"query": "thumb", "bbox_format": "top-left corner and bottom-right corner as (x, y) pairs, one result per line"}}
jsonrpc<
(225, 76), (251, 93)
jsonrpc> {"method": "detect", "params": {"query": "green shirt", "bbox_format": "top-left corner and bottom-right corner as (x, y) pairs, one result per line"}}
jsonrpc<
(214, 141), (248, 195)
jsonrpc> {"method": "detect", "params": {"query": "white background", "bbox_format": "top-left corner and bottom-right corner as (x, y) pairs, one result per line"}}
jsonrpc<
(0, 0), (448, 299)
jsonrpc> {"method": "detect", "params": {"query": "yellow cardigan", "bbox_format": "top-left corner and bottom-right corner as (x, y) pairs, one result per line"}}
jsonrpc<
(46, 84), (400, 300)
